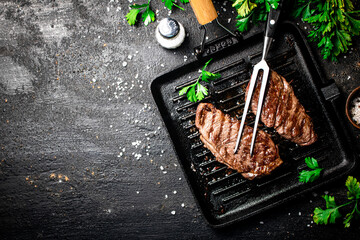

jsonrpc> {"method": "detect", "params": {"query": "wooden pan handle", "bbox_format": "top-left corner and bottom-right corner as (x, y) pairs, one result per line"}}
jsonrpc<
(189, 0), (218, 25)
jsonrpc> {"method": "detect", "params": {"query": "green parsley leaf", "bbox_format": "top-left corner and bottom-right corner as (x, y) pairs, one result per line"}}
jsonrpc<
(142, 7), (155, 26)
(126, 8), (142, 25)
(345, 176), (360, 200)
(202, 71), (221, 83)
(179, 85), (192, 96)
(313, 195), (342, 225)
(304, 157), (319, 169)
(299, 157), (323, 183)
(126, 1), (157, 26)
(179, 59), (221, 103)
(344, 211), (355, 228)
(314, 207), (342, 224)
(312, 176), (360, 228)
(187, 85), (197, 103)
(299, 168), (322, 183)
(201, 59), (221, 82)
(236, 13), (252, 31)
(162, 0), (174, 10)
(232, 0), (257, 17)
(179, 0), (189, 3)
(196, 84), (208, 102)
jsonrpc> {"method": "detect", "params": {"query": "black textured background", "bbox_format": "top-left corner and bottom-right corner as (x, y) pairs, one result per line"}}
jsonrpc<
(0, 0), (360, 239)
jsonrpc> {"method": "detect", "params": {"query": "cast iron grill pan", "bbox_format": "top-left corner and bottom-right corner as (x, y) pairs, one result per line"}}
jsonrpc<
(150, 22), (356, 227)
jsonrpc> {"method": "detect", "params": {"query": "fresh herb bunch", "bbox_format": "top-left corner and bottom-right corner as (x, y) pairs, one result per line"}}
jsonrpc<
(179, 59), (221, 103)
(313, 176), (360, 228)
(298, 157), (323, 183)
(231, 0), (281, 31)
(231, 0), (360, 61)
(294, 0), (360, 61)
(126, 0), (189, 26)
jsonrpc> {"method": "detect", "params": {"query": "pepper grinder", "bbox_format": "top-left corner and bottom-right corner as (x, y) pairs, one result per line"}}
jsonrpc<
(156, 18), (186, 49)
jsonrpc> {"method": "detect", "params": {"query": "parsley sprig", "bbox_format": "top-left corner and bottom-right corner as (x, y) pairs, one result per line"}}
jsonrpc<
(126, 0), (155, 26)
(294, 0), (360, 61)
(313, 176), (360, 228)
(179, 59), (221, 103)
(231, 0), (280, 32)
(299, 157), (323, 183)
(231, 0), (360, 61)
(126, 0), (189, 26)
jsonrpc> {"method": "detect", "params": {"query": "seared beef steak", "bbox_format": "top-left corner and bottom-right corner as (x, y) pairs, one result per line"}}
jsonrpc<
(195, 103), (283, 180)
(248, 70), (317, 146)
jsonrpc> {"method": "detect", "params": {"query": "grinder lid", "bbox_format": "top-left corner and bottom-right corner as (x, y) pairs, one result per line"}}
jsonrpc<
(158, 18), (180, 38)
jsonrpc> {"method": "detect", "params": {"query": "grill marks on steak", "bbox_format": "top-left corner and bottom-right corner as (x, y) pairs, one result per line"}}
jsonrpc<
(248, 71), (317, 146)
(195, 103), (283, 180)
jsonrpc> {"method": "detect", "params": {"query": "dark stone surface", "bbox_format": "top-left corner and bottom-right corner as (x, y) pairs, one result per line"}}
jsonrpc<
(0, 0), (359, 239)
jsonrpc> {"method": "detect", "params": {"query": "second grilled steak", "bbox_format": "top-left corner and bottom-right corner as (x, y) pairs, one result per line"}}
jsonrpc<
(195, 103), (283, 180)
(248, 70), (317, 146)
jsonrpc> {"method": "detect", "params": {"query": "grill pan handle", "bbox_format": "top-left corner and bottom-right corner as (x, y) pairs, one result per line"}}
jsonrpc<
(265, 2), (282, 38)
(189, 0), (218, 25)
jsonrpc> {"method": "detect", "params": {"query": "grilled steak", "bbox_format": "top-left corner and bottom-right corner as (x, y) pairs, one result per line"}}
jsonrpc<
(195, 103), (283, 180)
(248, 70), (317, 146)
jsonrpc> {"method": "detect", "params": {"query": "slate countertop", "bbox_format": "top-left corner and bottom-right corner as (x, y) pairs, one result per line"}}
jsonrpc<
(0, 1), (359, 239)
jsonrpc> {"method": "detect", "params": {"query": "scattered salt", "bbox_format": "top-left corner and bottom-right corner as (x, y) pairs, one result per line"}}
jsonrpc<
(173, 190), (177, 194)
(171, 211), (176, 215)
(132, 140), (141, 148)
(350, 97), (360, 124)
(181, 203), (185, 207)
(122, 61), (127, 67)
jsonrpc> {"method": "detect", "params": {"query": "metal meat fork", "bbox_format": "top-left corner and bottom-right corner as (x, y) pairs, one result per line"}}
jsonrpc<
(234, 4), (282, 156)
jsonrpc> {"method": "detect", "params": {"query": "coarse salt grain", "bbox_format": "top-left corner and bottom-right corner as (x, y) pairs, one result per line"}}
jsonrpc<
(171, 210), (176, 215)
(351, 97), (360, 124)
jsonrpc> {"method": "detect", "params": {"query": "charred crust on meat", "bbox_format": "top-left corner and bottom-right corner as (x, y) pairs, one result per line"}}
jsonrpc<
(195, 103), (283, 180)
(246, 70), (317, 146)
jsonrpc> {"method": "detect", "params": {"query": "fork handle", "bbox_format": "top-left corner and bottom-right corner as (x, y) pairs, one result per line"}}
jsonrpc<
(265, 2), (282, 38)
(189, 0), (218, 25)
